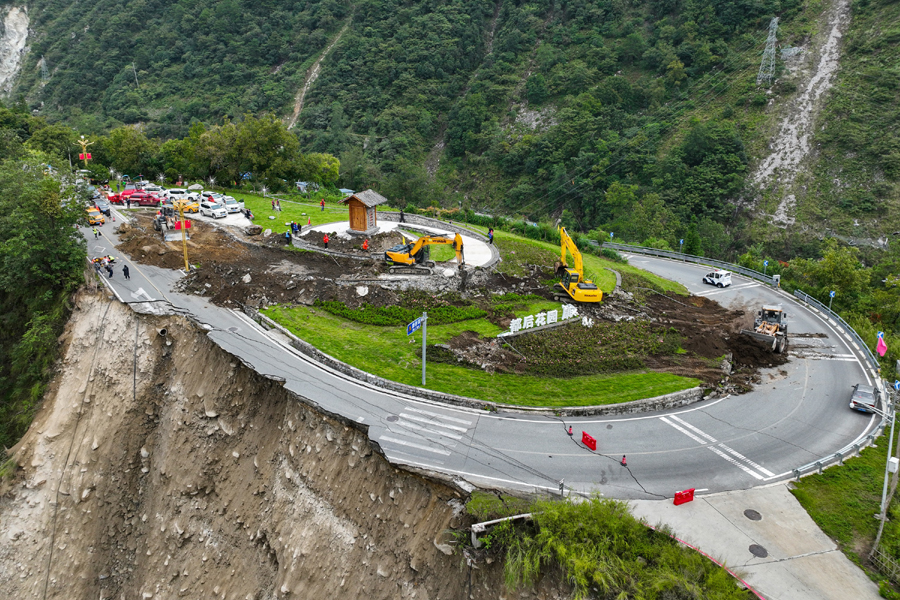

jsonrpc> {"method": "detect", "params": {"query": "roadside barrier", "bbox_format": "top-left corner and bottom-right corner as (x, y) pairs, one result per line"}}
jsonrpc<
(602, 242), (888, 480)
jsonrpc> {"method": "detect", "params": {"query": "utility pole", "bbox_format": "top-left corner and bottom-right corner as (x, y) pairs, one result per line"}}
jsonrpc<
(757, 17), (779, 86)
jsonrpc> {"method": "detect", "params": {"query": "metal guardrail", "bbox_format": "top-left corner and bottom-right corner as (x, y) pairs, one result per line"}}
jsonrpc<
(793, 289), (879, 372)
(603, 242), (887, 480)
(603, 242), (776, 286)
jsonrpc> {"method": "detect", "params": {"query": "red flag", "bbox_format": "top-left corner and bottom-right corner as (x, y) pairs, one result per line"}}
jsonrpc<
(79, 153), (85, 160)
(877, 332), (888, 357)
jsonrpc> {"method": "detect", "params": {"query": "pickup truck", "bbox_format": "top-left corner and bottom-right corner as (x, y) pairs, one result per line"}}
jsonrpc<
(127, 191), (161, 206)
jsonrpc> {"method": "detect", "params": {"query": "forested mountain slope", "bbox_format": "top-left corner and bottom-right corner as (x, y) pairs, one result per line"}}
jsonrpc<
(5, 0), (899, 257)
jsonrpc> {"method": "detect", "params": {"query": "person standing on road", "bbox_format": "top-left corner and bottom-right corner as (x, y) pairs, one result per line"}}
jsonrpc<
(320, 198), (325, 211)
(106, 264), (114, 278)
(123, 264), (130, 280)
(399, 208), (405, 223)
(323, 233), (329, 248)
(93, 227), (99, 239)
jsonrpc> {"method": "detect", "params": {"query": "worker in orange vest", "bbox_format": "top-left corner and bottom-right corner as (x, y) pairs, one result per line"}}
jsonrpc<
(323, 233), (329, 248)
(362, 239), (369, 251)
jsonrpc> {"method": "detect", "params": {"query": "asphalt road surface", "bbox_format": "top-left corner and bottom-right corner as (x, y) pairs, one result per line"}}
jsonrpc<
(84, 217), (880, 500)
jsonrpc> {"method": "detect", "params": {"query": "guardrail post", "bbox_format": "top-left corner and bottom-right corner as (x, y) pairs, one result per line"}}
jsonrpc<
(816, 461), (823, 474)
(792, 469), (801, 480)
(854, 443), (862, 456)
(836, 452), (844, 465)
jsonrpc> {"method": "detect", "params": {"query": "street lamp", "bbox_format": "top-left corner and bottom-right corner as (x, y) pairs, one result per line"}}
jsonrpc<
(261, 186), (268, 198)
(172, 199), (191, 273)
(157, 173), (165, 185)
(76, 135), (93, 168)
(208, 176), (216, 189)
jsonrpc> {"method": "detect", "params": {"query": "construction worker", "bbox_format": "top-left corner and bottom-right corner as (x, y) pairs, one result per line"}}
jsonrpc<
(93, 227), (99, 239)
(323, 233), (329, 248)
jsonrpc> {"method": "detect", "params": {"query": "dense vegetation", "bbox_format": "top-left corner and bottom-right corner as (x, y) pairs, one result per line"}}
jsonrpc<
(466, 492), (752, 599)
(0, 104), (87, 452)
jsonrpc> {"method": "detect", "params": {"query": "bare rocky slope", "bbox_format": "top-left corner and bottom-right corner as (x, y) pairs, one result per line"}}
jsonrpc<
(0, 287), (569, 599)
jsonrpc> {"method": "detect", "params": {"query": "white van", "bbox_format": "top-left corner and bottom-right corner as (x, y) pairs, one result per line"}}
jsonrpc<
(702, 270), (732, 288)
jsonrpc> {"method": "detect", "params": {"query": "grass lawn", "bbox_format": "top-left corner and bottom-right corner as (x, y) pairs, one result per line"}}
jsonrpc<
(791, 425), (900, 573)
(226, 192), (350, 235)
(264, 303), (699, 407)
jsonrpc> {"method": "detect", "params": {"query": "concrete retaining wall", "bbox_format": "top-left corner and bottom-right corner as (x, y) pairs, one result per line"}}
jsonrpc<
(247, 306), (706, 416)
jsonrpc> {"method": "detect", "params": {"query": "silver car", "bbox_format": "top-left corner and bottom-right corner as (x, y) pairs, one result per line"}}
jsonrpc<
(849, 383), (880, 413)
(199, 201), (227, 219)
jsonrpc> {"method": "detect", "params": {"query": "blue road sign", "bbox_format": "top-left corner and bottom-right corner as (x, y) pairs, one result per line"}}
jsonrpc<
(830, 290), (836, 298)
(894, 380), (900, 391)
(610, 232), (614, 239)
(680, 239), (684, 245)
(764, 260), (769, 266)
(406, 317), (424, 336)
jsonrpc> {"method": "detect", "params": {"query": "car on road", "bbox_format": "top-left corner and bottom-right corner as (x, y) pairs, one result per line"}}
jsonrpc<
(702, 270), (732, 288)
(199, 200), (227, 219)
(94, 198), (112, 216)
(222, 197), (244, 213)
(849, 383), (880, 413)
(86, 207), (105, 225)
(144, 184), (165, 195)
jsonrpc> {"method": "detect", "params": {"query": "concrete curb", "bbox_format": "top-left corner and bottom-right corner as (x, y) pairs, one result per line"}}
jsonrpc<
(245, 306), (705, 417)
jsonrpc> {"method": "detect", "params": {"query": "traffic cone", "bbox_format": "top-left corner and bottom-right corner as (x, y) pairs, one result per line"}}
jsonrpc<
(567, 426), (573, 436)
(307, 216), (311, 226)
(621, 455), (627, 467)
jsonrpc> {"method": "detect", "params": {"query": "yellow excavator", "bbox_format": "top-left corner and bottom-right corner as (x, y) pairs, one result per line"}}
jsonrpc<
(384, 233), (465, 275)
(554, 226), (602, 303)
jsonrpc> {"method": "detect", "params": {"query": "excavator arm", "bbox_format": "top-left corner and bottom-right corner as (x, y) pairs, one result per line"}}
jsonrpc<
(385, 233), (465, 269)
(559, 227), (584, 277)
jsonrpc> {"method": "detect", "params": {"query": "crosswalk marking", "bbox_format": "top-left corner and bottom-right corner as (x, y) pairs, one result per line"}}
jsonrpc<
(405, 406), (473, 425)
(400, 413), (469, 433)
(379, 435), (452, 456)
(378, 408), (475, 460)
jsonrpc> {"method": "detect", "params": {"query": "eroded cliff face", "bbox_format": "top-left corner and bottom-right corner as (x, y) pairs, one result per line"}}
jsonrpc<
(0, 6), (28, 95)
(0, 290), (472, 599)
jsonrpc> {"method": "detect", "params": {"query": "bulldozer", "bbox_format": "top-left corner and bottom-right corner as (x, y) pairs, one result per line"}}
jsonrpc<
(384, 233), (465, 275)
(553, 226), (602, 303)
(741, 304), (788, 353)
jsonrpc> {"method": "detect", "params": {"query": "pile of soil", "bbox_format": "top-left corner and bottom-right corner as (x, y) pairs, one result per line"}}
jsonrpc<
(302, 229), (406, 254)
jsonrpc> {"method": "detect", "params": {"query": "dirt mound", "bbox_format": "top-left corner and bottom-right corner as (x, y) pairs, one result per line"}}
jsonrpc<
(304, 229), (404, 253)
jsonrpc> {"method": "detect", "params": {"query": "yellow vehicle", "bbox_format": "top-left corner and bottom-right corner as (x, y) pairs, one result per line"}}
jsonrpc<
(554, 226), (602, 303)
(384, 233), (465, 275)
(86, 207), (105, 225)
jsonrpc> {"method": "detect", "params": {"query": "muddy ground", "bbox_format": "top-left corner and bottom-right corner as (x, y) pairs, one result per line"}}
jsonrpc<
(116, 213), (786, 392)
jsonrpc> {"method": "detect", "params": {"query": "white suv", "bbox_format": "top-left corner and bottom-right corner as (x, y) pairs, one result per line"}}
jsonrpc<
(222, 197), (244, 213)
(199, 200), (227, 219)
(168, 188), (200, 202)
(702, 270), (732, 288)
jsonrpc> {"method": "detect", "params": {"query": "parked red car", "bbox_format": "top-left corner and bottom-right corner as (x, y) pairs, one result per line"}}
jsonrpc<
(127, 191), (160, 206)
(106, 191), (122, 204)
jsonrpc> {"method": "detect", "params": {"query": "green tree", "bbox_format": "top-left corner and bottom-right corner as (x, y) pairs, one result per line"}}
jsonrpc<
(683, 221), (702, 255)
(103, 125), (158, 177)
(25, 124), (77, 163)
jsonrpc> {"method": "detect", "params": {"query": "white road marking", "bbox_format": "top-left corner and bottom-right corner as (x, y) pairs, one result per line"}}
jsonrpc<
(696, 283), (760, 297)
(379, 435), (451, 456)
(718, 444), (776, 477)
(660, 417), (708, 444)
(405, 406), (472, 425)
(130, 287), (154, 302)
(708, 446), (764, 480)
(400, 413), (469, 433)
(669, 415), (717, 443)
(396, 420), (463, 441)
